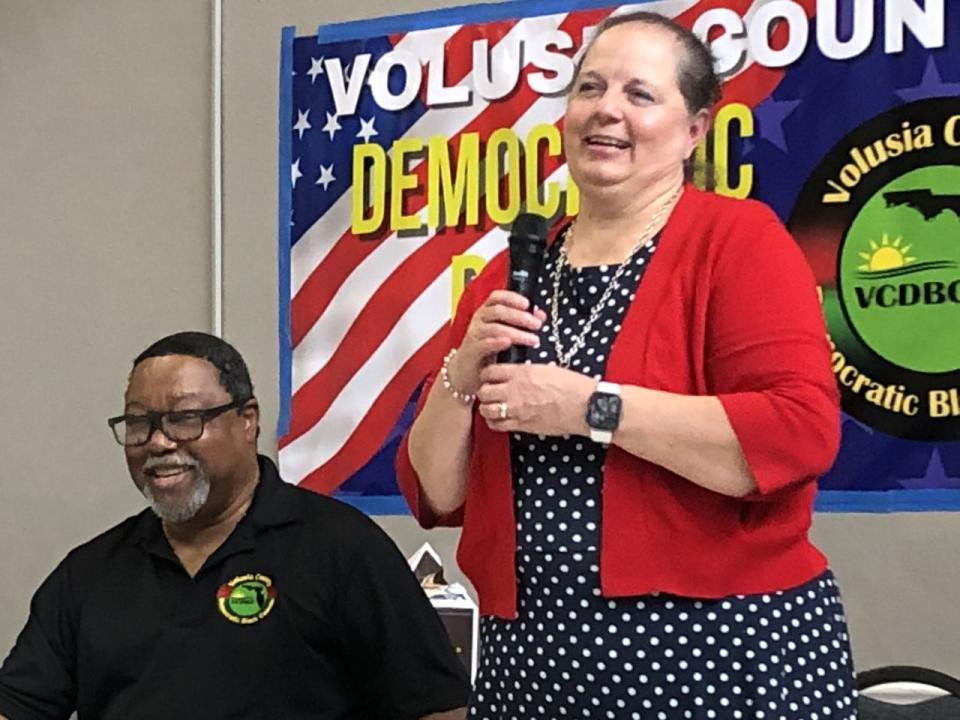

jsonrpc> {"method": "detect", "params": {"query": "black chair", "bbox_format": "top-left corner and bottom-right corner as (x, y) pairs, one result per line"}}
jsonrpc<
(858, 665), (960, 719)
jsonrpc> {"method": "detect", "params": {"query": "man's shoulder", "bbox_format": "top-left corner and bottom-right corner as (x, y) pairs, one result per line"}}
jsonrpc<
(255, 457), (407, 568)
(62, 509), (154, 567)
(266, 481), (412, 584)
(271, 478), (389, 542)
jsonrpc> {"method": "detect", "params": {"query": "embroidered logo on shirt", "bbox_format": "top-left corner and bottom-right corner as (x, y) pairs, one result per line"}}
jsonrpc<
(217, 573), (277, 624)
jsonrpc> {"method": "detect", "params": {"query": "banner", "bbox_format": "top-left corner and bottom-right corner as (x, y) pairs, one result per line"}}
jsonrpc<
(278, 0), (960, 513)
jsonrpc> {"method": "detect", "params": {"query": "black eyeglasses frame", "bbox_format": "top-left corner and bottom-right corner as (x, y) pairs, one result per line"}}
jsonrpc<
(107, 398), (250, 447)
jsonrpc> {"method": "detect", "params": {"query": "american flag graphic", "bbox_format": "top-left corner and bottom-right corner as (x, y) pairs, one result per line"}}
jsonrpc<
(277, 0), (815, 499)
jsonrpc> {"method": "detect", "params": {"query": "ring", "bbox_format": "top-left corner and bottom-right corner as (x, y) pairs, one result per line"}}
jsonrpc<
(498, 402), (508, 420)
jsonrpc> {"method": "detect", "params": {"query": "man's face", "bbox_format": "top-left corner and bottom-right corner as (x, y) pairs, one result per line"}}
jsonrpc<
(123, 355), (259, 524)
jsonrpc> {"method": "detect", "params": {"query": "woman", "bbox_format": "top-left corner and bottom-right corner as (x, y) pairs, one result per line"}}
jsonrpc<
(398, 11), (857, 719)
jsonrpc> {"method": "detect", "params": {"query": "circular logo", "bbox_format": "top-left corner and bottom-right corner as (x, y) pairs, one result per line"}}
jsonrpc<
(839, 164), (960, 374)
(217, 573), (277, 624)
(790, 97), (960, 440)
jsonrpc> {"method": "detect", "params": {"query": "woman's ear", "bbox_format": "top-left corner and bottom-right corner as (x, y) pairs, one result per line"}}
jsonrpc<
(686, 108), (712, 157)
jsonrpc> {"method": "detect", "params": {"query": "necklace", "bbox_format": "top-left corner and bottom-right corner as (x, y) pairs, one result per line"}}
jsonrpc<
(548, 186), (682, 368)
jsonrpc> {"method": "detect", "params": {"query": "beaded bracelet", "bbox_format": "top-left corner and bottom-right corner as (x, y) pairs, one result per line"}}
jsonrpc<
(440, 348), (476, 405)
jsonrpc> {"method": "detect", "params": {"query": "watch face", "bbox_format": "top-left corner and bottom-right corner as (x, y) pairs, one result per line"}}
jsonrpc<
(586, 392), (622, 431)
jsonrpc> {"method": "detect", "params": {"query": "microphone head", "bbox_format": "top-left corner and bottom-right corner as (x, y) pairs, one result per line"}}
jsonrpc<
(507, 213), (548, 279)
(510, 213), (549, 243)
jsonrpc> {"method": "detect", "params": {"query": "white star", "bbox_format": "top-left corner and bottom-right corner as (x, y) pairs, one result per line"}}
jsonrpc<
(356, 116), (378, 143)
(316, 164), (336, 190)
(306, 56), (325, 83)
(291, 158), (303, 189)
(292, 109), (311, 140)
(322, 111), (341, 141)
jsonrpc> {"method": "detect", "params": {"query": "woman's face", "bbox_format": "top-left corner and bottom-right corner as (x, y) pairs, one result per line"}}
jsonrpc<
(563, 22), (709, 199)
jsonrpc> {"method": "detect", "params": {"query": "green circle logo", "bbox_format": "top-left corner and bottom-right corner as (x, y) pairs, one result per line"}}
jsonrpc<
(217, 573), (277, 624)
(838, 165), (960, 373)
(789, 97), (960, 441)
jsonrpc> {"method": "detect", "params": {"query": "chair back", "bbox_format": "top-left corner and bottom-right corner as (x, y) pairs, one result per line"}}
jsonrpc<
(858, 665), (960, 719)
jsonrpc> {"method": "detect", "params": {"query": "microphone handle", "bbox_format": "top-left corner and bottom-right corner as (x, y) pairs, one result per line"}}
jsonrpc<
(498, 344), (527, 364)
(497, 275), (537, 364)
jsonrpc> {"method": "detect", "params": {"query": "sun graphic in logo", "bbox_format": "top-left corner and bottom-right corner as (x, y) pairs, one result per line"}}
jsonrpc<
(858, 234), (916, 272)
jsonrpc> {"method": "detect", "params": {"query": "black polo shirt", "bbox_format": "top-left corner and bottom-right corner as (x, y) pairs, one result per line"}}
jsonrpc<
(0, 456), (470, 720)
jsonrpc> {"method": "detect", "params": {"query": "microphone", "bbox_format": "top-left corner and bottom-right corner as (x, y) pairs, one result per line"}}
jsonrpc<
(498, 212), (549, 364)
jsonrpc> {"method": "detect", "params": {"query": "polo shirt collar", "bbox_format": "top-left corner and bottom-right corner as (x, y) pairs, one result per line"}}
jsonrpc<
(133, 454), (301, 563)
(244, 454), (302, 529)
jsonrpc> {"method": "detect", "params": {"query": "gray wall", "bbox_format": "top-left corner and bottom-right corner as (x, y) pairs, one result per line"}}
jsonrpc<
(0, 0), (957, 681)
(0, 0), (212, 651)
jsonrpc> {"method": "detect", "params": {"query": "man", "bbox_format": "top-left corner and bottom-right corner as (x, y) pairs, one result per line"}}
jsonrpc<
(0, 332), (470, 720)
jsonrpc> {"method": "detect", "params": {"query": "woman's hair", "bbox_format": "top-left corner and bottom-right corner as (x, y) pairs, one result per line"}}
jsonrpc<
(574, 11), (722, 115)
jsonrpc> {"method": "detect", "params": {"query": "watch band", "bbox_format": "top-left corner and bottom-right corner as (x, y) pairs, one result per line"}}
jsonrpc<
(589, 381), (621, 444)
(589, 428), (614, 444)
(596, 381), (621, 396)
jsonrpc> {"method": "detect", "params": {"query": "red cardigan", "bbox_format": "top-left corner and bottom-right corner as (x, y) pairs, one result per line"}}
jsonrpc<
(397, 186), (840, 619)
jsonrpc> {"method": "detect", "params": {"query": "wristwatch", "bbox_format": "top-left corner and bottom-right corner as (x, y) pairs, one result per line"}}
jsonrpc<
(585, 381), (622, 444)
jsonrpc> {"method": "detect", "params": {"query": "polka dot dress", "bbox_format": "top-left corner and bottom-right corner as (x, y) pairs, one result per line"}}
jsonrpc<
(468, 228), (857, 719)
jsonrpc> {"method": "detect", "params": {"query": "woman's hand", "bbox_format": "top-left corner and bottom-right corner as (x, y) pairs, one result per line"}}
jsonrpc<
(475, 363), (596, 437)
(446, 290), (546, 396)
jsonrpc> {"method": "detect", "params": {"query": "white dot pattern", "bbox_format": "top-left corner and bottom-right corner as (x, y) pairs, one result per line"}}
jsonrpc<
(468, 227), (857, 718)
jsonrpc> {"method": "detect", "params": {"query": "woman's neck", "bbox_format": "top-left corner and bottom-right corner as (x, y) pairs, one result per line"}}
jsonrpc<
(566, 175), (685, 267)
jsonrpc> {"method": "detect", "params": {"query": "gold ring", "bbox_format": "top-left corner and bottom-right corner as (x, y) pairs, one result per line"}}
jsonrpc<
(498, 402), (508, 420)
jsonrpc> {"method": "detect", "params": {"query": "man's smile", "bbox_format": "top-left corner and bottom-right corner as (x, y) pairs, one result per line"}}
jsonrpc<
(144, 463), (196, 489)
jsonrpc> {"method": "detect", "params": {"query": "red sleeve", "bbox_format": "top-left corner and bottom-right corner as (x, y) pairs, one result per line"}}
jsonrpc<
(395, 256), (506, 527)
(708, 204), (840, 496)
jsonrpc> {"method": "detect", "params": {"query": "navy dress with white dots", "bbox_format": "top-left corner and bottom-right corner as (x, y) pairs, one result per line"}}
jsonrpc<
(468, 229), (857, 719)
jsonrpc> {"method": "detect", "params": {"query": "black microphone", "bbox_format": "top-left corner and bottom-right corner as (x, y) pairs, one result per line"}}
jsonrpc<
(498, 212), (549, 364)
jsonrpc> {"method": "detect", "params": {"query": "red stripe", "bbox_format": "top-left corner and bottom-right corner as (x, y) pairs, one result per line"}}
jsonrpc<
(291, 227), (388, 346)
(721, 65), (784, 108)
(296, 328), (448, 494)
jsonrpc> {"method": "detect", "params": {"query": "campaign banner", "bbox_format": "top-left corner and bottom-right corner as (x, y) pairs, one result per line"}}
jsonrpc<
(277, 0), (960, 513)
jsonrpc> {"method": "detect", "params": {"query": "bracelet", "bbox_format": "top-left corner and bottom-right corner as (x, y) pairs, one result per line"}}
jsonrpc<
(440, 348), (476, 405)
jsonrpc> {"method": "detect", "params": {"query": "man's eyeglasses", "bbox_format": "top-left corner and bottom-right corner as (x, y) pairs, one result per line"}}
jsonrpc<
(107, 399), (249, 447)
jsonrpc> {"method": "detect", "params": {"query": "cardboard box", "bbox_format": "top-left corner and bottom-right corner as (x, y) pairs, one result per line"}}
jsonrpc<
(408, 543), (479, 681)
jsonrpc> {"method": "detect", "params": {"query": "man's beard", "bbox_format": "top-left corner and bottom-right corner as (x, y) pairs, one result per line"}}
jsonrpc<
(140, 456), (211, 523)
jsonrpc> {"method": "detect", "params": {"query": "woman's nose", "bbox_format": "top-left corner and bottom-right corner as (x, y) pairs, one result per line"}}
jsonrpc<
(591, 91), (625, 122)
